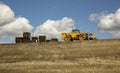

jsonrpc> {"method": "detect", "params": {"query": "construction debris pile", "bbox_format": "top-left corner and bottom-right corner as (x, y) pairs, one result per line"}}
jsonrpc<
(15, 32), (58, 43)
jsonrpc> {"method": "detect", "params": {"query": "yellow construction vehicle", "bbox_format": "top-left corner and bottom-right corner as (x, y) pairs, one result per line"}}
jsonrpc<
(61, 29), (97, 41)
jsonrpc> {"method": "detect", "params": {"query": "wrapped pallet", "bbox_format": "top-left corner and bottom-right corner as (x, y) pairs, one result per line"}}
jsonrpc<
(51, 38), (58, 42)
(15, 37), (23, 43)
(46, 40), (51, 42)
(23, 32), (31, 43)
(22, 38), (30, 43)
(32, 37), (38, 42)
(39, 36), (46, 42)
(23, 32), (31, 38)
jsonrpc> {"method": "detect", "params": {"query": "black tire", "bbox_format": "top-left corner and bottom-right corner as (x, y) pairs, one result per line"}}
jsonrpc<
(88, 36), (93, 40)
(64, 36), (71, 42)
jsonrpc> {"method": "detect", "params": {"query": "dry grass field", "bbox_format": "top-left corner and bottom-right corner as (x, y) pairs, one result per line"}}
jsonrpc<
(0, 39), (120, 73)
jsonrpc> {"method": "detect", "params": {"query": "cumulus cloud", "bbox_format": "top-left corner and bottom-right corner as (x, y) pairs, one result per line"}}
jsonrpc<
(34, 17), (75, 39)
(0, 3), (33, 39)
(0, 17), (33, 37)
(89, 13), (99, 21)
(90, 8), (120, 37)
(0, 2), (14, 26)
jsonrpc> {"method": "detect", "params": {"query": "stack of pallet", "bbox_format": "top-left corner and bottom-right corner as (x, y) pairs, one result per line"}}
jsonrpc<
(15, 37), (23, 43)
(46, 40), (51, 42)
(15, 32), (59, 43)
(39, 36), (46, 42)
(23, 32), (31, 43)
(32, 37), (38, 42)
(51, 38), (58, 42)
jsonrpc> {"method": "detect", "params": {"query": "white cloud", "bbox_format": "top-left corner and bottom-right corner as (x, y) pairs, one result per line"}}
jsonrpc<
(0, 17), (33, 37)
(0, 3), (33, 39)
(90, 8), (120, 37)
(89, 13), (99, 21)
(0, 2), (14, 26)
(34, 17), (75, 39)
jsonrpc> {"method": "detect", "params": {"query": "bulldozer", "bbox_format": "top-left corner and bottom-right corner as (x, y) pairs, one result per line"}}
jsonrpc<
(61, 29), (97, 41)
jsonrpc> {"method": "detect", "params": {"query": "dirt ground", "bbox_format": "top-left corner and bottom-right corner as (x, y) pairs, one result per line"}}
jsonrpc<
(0, 39), (120, 73)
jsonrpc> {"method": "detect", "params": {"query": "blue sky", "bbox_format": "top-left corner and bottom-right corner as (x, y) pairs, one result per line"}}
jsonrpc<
(0, 0), (120, 43)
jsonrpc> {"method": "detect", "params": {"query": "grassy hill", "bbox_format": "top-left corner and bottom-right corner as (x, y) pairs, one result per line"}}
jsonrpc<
(0, 39), (120, 73)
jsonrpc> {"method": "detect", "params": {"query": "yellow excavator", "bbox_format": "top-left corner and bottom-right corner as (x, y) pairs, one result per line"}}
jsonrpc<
(61, 29), (97, 41)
